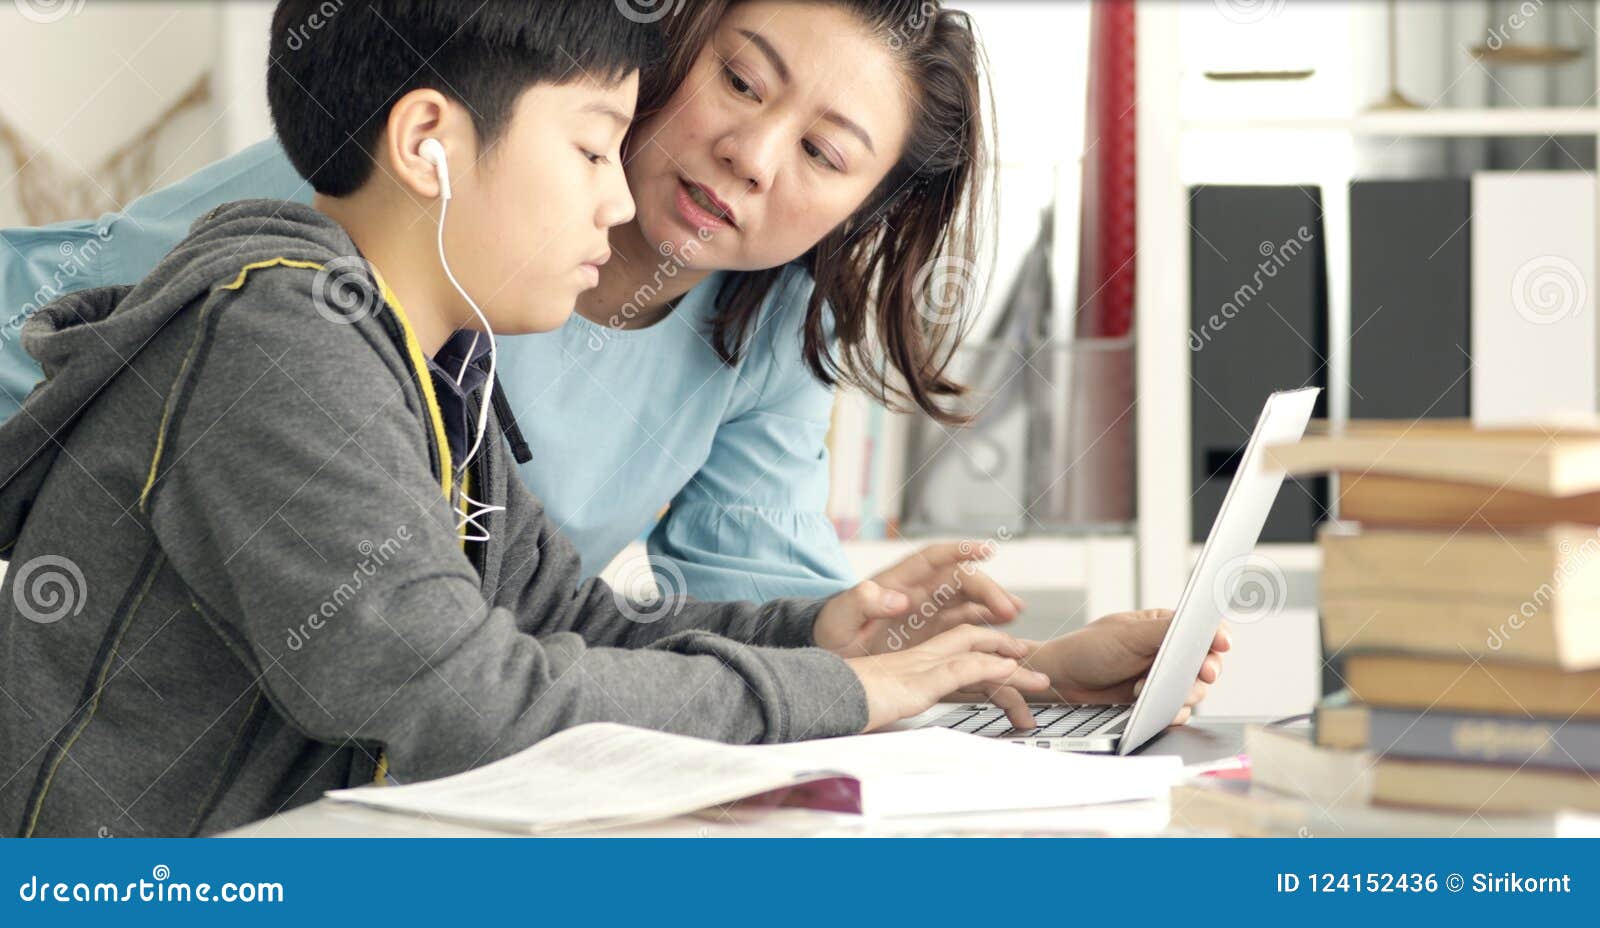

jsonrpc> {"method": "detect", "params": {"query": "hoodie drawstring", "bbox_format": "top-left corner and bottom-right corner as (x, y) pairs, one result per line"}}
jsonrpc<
(490, 376), (532, 464)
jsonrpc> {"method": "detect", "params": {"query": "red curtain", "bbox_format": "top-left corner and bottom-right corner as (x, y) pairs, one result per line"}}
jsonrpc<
(1076, 0), (1137, 338)
(1064, 0), (1136, 527)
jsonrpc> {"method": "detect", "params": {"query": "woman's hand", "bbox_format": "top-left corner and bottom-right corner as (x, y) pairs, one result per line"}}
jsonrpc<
(1010, 609), (1231, 726)
(812, 541), (1025, 658)
(844, 625), (1049, 731)
(948, 610), (1231, 728)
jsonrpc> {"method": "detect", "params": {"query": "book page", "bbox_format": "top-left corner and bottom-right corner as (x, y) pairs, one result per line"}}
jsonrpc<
(327, 724), (840, 834)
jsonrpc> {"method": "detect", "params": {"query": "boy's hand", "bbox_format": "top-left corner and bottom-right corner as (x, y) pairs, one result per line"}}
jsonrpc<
(813, 541), (1024, 658)
(844, 625), (1049, 731)
(995, 610), (1231, 727)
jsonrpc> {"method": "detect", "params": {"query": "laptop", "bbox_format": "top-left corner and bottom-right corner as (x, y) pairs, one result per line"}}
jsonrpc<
(922, 387), (1321, 755)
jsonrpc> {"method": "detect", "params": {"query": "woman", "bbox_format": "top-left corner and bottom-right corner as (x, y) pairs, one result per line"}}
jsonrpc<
(1, 0), (987, 605)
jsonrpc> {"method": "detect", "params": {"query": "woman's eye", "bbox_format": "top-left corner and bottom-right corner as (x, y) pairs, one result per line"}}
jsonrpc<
(724, 65), (758, 101)
(802, 140), (839, 171)
(582, 149), (609, 165)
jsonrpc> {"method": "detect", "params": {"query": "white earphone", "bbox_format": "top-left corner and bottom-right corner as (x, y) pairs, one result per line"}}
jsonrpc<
(419, 137), (501, 543)
(419, 137), (452, 200)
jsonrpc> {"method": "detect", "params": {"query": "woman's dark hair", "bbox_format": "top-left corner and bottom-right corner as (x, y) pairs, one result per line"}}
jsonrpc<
(635, 0), (995, 425)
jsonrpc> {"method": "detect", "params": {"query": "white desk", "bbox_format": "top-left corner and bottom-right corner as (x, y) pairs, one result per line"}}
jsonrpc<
(221, 716), (1255, 838)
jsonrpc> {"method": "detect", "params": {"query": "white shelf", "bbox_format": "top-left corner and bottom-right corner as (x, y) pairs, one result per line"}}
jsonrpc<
(1184, 106), (1600, 137)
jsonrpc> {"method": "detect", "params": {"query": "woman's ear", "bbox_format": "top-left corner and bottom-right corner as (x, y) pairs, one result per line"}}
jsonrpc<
(381, 88), (469, 202)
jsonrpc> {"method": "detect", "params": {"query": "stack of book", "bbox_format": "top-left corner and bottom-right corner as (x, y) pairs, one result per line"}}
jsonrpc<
(1167, 718), (1600, 836)
(1270, 421), (1600, 818)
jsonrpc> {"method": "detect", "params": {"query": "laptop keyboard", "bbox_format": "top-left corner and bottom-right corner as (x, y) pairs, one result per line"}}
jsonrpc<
(931, 703), (1129, 739)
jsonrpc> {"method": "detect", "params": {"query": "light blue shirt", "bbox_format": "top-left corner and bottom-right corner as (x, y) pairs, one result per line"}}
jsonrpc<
(0, 139), (852, 602)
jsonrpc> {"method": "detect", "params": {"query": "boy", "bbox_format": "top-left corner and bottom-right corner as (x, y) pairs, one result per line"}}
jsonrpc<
(0, 0), (1047, 837)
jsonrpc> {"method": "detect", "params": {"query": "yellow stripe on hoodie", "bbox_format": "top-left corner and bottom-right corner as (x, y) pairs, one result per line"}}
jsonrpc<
(370, 268), (466, 785)
(373, 271), (454, 499)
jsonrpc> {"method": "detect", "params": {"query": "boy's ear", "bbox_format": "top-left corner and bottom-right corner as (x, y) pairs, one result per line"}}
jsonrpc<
(381, 88), (472, 202)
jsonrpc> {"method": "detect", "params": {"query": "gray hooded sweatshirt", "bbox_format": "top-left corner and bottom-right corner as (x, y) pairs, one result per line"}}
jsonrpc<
(0, 199), (867, 837)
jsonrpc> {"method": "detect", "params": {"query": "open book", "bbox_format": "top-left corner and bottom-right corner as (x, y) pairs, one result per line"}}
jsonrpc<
(325, 723), (1183, 834)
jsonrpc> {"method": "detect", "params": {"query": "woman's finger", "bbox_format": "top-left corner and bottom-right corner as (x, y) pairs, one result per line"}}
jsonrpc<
(856, 580), (910, 619)
(926, 602), (1004, 632)
(918, 623), (1028, 660)
(940, 565), (1018, 622)
(934, 653), (1050, 697)
(985, 685), (1035, 730)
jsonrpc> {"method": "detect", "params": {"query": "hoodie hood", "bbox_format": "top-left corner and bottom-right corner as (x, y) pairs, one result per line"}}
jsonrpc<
(0, 199), (363, 555)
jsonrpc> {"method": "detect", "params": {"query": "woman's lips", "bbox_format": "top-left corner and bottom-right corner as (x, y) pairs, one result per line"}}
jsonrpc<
(674, 178), (735, 233)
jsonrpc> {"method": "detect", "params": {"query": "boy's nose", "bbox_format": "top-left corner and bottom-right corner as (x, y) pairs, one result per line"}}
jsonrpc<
(600, 173), (636, 229)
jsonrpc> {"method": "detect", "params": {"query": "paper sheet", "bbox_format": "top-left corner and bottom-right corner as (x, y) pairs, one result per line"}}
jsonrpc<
(326, 723), (1184, 833)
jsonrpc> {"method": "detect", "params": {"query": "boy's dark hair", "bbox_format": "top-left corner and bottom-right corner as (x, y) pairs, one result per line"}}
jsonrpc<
(268, 0), (661, 196)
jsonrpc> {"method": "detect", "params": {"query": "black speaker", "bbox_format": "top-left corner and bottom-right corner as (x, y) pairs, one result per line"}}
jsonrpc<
(1189, 185), (1330, 543)
(1349, 179), (1472, 420)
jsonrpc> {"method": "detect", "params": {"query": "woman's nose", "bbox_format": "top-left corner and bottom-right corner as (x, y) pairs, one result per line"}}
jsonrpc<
(714, 128), (777, 193)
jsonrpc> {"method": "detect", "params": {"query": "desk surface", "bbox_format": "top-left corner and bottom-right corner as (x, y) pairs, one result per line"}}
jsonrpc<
(222, 718), (1256, 838)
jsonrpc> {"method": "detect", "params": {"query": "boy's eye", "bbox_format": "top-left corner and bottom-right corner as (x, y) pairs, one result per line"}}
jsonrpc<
(802, 140), (839, 172)
(723, 64), (759, 101)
